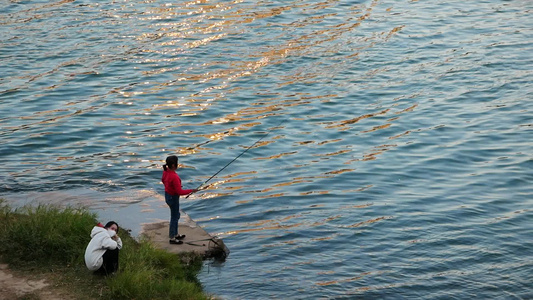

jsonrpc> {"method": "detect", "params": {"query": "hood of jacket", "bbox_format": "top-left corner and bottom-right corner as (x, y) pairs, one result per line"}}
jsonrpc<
(90, 226), (107, 238)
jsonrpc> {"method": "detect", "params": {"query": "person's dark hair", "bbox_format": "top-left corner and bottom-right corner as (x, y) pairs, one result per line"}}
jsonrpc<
(163, 155), (178, 171)
(104, 221), (119, 234)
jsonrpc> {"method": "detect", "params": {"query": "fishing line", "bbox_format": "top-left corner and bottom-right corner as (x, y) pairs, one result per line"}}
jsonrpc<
(186, 116), (289, 198)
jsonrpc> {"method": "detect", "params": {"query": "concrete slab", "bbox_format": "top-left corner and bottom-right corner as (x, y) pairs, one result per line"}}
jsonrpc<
(141, 212), (229, 260)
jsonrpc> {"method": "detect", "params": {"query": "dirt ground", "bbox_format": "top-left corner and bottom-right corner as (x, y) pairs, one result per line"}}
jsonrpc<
(0, 264), (63, 300)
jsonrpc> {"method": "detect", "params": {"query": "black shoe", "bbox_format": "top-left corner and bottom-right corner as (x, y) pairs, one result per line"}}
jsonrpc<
(175, 234), (186, 240)
(169, 238), (183, 245)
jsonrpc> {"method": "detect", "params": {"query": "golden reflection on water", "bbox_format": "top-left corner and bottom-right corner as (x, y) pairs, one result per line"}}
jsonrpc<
(131, 0), (394, 123)
(361, 123), (391, 133)
(344, 216), (393, 228)
(254, 151), (297, 160)
(272, 179), (312, 188)
(5, 0), (415, 177)
(314, 149), (351, 157)
(325, 109), (390, 130)
(325, 169), (355, 175)
(5, 0), (413, 244)
(389, 130), (411, 140)
(350, 147), (389, 162)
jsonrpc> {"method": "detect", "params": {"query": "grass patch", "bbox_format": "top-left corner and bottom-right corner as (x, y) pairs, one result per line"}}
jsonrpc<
(0, 199), (208, 300)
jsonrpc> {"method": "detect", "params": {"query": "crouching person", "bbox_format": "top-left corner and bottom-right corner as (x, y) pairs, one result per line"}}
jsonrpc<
(84, 221), (123, 275)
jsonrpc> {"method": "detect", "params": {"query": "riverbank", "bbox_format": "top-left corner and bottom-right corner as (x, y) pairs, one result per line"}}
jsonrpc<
(0, 200), (210, 300)
(0, 263), (78, 300)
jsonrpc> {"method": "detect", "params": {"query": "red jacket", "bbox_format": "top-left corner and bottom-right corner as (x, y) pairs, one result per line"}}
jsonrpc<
(162, 170), (194, 196)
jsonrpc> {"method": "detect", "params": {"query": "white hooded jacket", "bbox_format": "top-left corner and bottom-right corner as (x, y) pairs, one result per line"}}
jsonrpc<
(84, 226), (123, 271)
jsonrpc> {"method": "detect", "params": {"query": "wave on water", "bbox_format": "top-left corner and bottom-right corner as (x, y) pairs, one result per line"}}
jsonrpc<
(1, 0), (532, 299)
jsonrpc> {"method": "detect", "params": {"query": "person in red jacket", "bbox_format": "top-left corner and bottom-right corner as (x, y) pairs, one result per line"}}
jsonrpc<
(162, 155), (197, 244)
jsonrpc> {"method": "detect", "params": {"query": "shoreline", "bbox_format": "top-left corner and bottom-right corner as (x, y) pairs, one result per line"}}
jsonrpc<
(0, 263), (78, 300)
(0, 200), (211, 299)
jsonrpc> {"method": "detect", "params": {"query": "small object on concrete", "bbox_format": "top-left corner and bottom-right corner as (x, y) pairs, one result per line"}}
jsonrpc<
(141, 217), (229, 261)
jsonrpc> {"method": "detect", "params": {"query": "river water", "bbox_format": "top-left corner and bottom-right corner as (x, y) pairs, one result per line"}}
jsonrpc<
(1, 0), (532, 299)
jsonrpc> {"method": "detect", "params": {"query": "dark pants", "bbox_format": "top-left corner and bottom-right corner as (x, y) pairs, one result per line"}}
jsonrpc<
(95, 248), (120, 276)
(165, 192), (180, 238)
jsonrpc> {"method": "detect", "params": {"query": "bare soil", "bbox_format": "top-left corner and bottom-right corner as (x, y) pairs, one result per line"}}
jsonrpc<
(0, 264), (70, 300)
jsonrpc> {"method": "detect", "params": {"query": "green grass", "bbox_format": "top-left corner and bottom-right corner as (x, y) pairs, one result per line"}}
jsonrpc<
(0, 199), (209, 300)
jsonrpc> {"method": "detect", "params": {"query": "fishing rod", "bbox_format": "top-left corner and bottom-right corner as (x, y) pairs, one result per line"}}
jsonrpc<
(186, 117), (289, 198)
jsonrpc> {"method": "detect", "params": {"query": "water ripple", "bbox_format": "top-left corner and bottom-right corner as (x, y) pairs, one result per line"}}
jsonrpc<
(1, 0), (532, 299)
